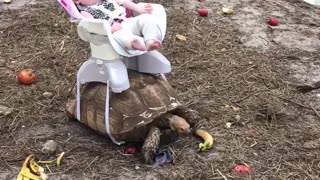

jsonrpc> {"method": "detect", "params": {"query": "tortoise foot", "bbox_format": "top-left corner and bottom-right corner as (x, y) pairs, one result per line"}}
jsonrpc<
(142, 127), (161, 164)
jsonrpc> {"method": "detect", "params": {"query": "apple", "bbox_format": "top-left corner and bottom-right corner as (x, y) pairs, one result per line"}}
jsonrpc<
(17, 69), (37, 85)
(268, 17), (279, 26)
(233, 165), (251, 174)
(198, 8), (208, 17)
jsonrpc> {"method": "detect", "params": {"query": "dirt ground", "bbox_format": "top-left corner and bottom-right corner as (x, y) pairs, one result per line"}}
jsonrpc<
(1, 0), (320, 179)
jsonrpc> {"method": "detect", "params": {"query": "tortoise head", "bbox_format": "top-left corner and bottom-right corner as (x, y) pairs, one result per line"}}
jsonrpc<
(169, 115), (191, 135)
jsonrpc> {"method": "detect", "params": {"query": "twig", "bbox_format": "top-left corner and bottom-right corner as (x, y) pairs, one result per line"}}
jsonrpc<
(279, 97), (320, 120)
(309, 104), (320, 120)
(216, 169), (228, 180)
(233, 90), (268, 103)
(279, 97), (311, 109)
(184, 46), (198, 54)
(84, 156), (99, 171)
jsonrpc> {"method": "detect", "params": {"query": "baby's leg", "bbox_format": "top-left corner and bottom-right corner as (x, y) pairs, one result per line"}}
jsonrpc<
(131, 36), (147, 51)
(145, 39), (161, 51)
(131, 14), (163, 51)
(113, 29), (147, 51)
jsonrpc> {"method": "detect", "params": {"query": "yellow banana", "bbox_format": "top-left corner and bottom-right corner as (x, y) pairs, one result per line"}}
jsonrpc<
(195, 129), (214, 152)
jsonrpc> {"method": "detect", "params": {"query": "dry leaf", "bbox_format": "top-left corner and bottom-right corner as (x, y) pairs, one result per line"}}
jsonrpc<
(231, 106), (240, 111)
(0, 105), (13, 115)
(222, 7), (235, 15)
(176, 34), (187, 41)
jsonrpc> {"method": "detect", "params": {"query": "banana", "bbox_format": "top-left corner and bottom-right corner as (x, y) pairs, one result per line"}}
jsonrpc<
(195, 129), (214, 152)
(39, 152), (65, 167)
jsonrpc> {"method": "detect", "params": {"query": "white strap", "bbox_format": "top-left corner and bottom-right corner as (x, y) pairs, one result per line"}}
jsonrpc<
(76, 71), (81, 122)
(105, 80), (125, 145)
(160, 73), (167, 81)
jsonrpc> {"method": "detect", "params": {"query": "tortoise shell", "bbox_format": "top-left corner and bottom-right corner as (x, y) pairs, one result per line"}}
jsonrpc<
(78, 70), (182, 142)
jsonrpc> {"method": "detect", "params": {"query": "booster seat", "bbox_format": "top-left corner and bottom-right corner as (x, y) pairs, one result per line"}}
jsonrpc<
(57, 0), (171, 145)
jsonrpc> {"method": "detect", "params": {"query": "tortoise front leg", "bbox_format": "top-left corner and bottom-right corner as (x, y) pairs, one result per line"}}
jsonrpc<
(142, 126), (161, 164)
(172, 106), (213, 151)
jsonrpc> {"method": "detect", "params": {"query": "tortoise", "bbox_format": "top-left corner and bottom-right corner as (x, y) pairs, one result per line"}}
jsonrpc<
(66, 70), (213, 164)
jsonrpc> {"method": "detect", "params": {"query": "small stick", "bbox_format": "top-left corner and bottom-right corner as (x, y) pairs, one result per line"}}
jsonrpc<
(216, 169), (228, 180)
(279, 97), (320, 120)
(233, 90), (268, 103)
(309, 104), (320, 120)
(84, 156), (98, 171)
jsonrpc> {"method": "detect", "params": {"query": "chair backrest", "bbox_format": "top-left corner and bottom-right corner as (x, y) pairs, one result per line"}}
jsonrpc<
(56, 0), (134, 20)
(56, 0), (84, 20)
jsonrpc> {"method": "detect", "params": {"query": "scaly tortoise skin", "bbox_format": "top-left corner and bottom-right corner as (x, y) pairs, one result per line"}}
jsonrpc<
(67, 70), (209, 164)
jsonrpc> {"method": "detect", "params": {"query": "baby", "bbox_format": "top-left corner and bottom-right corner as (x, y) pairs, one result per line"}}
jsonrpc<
(73, 0), (162, 51)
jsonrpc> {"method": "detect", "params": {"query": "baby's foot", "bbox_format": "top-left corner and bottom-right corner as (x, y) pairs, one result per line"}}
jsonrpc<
(146, 39), (161, 51)
(111, 23), (123, 34)
(131, 37), (147, 51)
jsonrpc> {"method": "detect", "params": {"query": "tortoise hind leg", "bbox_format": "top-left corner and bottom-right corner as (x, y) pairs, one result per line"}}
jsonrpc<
(142, 126), (161, 164)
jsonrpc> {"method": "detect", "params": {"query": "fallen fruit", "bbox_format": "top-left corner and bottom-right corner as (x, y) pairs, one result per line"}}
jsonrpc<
(198, 8), (208, 17)
(268, 17), (279, 26)
(17, 69), (36, 85)
(233, 165), (251, 174)
(124, 146), (136, 154)
(195, 129), (213, 151)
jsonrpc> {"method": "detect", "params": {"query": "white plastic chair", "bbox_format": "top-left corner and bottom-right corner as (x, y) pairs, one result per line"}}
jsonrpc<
(57, 0), (171, 145)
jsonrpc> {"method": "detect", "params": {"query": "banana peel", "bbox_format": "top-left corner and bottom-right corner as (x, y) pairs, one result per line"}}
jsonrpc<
(56, 152), (65, 167)
(38, 152), (65, 167)
(17, 152), (65, 180)
(16, 155), (48, 180)
(195, 129), (214, 152)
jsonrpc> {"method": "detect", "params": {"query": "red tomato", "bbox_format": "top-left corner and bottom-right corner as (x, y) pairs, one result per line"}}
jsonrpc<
(233, 165), (251, 174)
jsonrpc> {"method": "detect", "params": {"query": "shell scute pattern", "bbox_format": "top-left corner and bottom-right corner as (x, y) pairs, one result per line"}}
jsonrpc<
(79, 70), (182, 142)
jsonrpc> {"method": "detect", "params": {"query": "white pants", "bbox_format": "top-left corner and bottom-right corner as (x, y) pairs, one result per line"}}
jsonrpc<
(112, 3), (166, 48)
